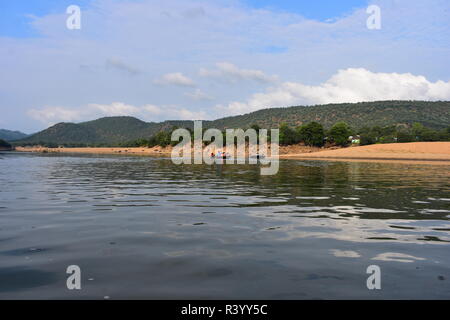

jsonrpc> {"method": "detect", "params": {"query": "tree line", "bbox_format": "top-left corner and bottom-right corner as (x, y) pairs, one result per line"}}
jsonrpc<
(358, 123), (450, 145)
(13, 122), (450, 149)
(282, 121), (450, 147)
(127, 122), (353, 148)
(277, 122), (354, 147)
(0, 139), (12, 149)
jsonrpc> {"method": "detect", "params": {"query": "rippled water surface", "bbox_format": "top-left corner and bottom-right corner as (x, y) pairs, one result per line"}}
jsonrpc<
(1, 152), (449, 299)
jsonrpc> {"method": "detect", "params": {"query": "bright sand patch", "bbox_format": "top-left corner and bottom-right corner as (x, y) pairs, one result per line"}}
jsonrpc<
(281, 142), (450, 163)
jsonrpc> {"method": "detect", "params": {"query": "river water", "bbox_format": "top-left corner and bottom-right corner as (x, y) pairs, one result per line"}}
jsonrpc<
(0, 152), (449, 299)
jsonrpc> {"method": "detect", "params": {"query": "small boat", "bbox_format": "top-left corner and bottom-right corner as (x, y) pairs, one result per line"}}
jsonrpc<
(213, 152), (230, 159)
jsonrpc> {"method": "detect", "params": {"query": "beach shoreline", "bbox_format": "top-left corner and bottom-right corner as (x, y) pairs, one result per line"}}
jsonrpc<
(15, 145), (173, 156)
(14, 142), (450, 164)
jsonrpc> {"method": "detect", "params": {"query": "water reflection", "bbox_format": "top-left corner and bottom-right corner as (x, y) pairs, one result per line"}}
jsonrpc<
(371, 252), (426, 263)
(0, 152), (449, 299)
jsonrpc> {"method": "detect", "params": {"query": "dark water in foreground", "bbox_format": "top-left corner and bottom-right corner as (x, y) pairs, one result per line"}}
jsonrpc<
(0, 152), (449, 299)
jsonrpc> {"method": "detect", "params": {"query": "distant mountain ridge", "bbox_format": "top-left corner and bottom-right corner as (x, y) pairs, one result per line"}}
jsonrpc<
(0, 129), (29, 141)
(17, 100), (450, 145)
(18, 117), (192, 145)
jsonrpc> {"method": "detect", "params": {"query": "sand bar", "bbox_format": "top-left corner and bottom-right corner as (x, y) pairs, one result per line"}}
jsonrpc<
(280, 142), (450, 162)
(14, 142), (450, 164)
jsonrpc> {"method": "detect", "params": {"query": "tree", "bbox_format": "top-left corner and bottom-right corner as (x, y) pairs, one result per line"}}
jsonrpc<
(379, 135), (396, 144)
(297, 122), (325, 147)
(250, 124), (261, 144)
(411, 122), (425, 141)
(421, 128), (440, 141)
(0, 139), (12, 148)
(380, 125), (396, 137)
(439, 127), (450, 141)
(250, 124), (261, 133)
(412, 123), (443, 141)
(358, 126), (377, 146)
(328, 122), (352, 146)
(359, 133), (377, 146)
(148, 131), (171, 147)
(279, 123), (298, 146)
(396, 130), (414, 143)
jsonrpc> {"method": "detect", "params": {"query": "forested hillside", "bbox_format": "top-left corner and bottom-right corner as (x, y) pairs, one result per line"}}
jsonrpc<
(16, 101), (450, 146)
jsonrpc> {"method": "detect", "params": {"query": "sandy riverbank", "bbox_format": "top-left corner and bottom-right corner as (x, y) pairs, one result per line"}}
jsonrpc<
(280, 142), (450, 163)
(14, 144), (324, 156)
(15, 145), (173, 155)
(14, 142), (450, 164)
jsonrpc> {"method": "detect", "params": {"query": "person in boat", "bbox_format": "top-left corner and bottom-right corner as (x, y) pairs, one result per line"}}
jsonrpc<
(250, 154), (264, 160)
(215, 151), (228, 159)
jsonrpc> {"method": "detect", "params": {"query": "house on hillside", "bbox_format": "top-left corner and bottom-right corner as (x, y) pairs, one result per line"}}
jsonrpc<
(349, 135), (361, 144)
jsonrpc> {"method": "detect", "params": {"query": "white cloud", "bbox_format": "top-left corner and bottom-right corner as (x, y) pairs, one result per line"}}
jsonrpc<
(2, 0), (450, 132)
(27, 68), (450, 126)
(105, 57), (140, 75)
(184, 89), (214, 101)
(27, 102), (209, 126)
(142, 104), (163, 115)
(153, 72), (196, 87)
(199, 62), (278, 83)
(140, 103), (207, 120)
(175, 108), (207, 120)
(219, 68), (450, 114)
(27, 107), (88, 125)
(88, 102), (141, 116)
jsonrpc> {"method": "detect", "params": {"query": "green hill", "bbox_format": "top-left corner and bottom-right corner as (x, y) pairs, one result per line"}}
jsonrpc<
(208, 101), (450, 130)
(18, 116), (192, 145)
(0, 129), (29, 141)
(0, 139), (13, 150)
(16, 101), (450, 146)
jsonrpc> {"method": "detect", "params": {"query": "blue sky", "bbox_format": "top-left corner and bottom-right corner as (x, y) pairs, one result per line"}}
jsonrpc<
(0, 0), (92, 37)
(243, 0), (369, 20)
(0, 0), (370, 37)
(0, 0), (449, 133)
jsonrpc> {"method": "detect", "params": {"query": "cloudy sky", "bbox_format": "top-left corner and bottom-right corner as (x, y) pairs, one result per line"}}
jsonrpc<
(1, 0), (449, 133)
